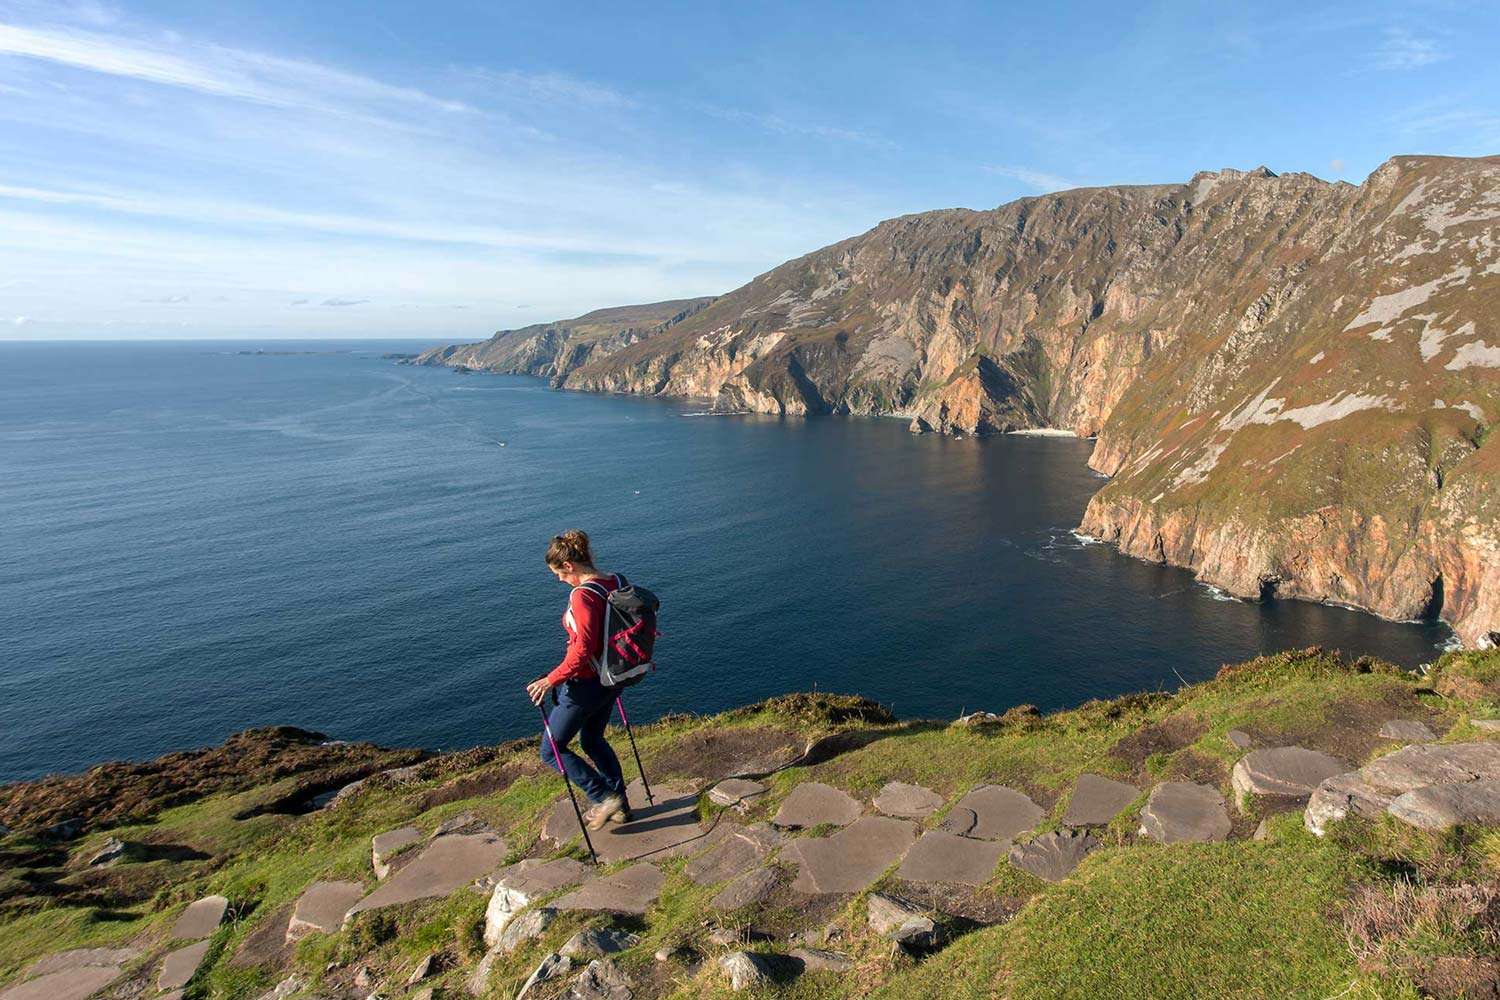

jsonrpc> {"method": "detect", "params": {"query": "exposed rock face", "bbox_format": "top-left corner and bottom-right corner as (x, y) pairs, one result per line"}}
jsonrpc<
(416, 298), (715, 382)
(421, 156), (1500, 646)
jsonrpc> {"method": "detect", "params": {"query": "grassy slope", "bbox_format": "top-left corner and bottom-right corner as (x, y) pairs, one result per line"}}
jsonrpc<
(2, 649), (1497, 1000)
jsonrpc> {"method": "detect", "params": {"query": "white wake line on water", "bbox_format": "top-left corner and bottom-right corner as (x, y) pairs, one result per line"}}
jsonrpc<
(681, 410), (750, 417)
(1006, 427), (1078, 437)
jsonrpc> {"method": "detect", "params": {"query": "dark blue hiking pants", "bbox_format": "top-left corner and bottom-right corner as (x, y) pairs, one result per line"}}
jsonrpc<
(540, 677), (627, 804)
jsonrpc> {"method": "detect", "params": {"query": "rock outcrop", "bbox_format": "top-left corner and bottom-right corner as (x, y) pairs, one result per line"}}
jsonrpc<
(420, 156), (1500, 646)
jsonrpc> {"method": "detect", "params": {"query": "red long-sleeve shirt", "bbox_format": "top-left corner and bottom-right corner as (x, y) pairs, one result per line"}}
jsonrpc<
(545, 575), (620, 686)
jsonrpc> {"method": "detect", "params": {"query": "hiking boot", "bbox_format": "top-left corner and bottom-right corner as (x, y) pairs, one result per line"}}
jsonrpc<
(586, 794), (628, 830)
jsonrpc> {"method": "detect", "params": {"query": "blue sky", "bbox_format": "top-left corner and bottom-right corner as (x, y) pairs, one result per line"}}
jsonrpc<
(0, 1), (1496, 340)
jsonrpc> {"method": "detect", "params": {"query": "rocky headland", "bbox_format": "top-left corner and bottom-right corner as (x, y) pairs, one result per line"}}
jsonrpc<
(1, 648), (1497, 1000)
(418, 156), (1500, 649)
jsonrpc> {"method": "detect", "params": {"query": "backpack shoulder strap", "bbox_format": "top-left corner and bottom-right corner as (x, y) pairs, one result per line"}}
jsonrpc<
(573, 581), (612, 668)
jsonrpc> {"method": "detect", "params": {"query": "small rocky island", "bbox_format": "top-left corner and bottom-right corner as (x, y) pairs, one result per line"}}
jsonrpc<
(1, 647), (1497, 999)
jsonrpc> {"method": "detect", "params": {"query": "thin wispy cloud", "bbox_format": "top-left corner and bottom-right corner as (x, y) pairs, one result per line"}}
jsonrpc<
(1372, 28), (1447, 70)
(983, 165), (1080, 193)
(321, 298), (369, 307)
(464, 68), (634, 109)
(696, 104), (893, 148)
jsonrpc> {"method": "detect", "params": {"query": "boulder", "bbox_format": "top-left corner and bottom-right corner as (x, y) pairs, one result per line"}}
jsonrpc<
(1060, 774), (1139, 827)
(1378, 720), (1437, 742)
(566, 959), (632, 1000)
(1387, 780), (1500, 831)
(718, 952), (777, 991)
(937, 785), (1044, 841)
(554, 863), (665, 915)
(86, 838), (130, 866)
(159, 940), (212, 991)
(1230, 747), (1345, 809)
(466, 949), (501, 996)
(561, 928), (639, 959)
(483, 858), (588, 946)
(251, 976), (302, 1000)
(346, 833), (507, 920)
(516, 953), (571, 1000)
(497, 906), (557, 954)
(171, 895), (229, 940)
(872, 782), (945, 819)
(1359, 742), (1500, 794)
(709, 779), (768, 808)
(787, 816), (918, 894)
(1138, 783), (1230, 843)
(895, 830), (1005, 886)
(286, 881), (364, 942)
(1304, 772), (1395, 835)
(710, 867), (778, 912)
(406, 954), (438, 986)
(1008, 830), (1098, 883)
(866, 893), (940, 949)
(772, 783), (862, 828)
(370, 826), (421, 879)
(0, 967), (124, 1000)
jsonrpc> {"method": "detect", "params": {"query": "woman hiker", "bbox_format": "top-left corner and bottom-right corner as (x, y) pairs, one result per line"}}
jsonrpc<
(526, 530), (632, 829)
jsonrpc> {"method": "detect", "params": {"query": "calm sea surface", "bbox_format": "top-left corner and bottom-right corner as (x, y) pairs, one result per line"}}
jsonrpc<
(0, 341), (1452, 783)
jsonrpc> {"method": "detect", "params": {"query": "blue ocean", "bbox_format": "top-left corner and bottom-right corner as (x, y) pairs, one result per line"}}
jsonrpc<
(0, 341), (1452, 783)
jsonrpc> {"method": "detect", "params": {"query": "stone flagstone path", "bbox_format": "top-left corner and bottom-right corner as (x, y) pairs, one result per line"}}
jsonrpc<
(709, 779), (768, 808)
(346, 832), (507, 919)
(1139, 782), (1230, 843)
(787, 816), (917, 894)
(896, 830), (1005, 886)
(371, 827), (421, 879)
(1009, 830), (1098, 882)
(1230, 747), (1345, 810)
(159, 940), (212, 990)
(1061, 774), (1138, 827)
(772, 783), (862, 829)
(683, 823), (780, 885)
(171, 895), (228, 940)
(937, 785), (1044, 841)
(1379, 720), (1437, 742)
(554, 863), (665, 915)
(287, 881), (363, 942)
(542, 781), (707, 863)
(0, 967), (126, 1000)
(873, 782), (944, 819)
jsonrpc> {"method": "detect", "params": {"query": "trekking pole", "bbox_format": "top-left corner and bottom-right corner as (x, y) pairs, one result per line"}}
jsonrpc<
(538, 704), (598, 864)
(614, 695), (653, 806)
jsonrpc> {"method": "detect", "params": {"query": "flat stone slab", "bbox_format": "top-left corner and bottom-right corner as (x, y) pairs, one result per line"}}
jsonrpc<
(710, 866), (778, 911)
(497, 857), (590, 896)
(1305, 772), (1395, 836)
(0, 967), (124, 1000)
(772, 782), (862, 829)
(287, 881), (364, 941)
(1226, 730), (1253, 749)
(683, 823), (780, 885)
(1388, 779), (1500, 831)
(896, 830), (1004, 886)
(1359, 742), (1500, 794)
(543, 781), (708, 863)
(1473, 719), (1500, 733)
(554, 863), (664, 915)
(709, 778), (768, 808)
(26, 950), (138, 978)
(788, 816), (918, 894)
(372, 826), (422, 878)
(1230, 747), (1345, 808)
(936, 785), (1044, 841)
(171, 894), (229, 940)
(873, 782), (945, 819)
(1139, 783), (1230, 844)
(159, 940), (212, 990)
(346, 832), (507, 918)
(1008, 830), (1098, 882)
(1061, 773), (1139, 827)
(1379, 720), (1437, 742)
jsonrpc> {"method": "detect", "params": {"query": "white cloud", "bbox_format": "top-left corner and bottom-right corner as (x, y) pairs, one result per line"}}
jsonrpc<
(696, 103), (893, 148)
(464, 68), (634, 109)
(983, 165), (1080, 193)
(1329, 158), (1345, 175)
(12, 315), (30, 325)
(1373, 28), (1447, 70)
